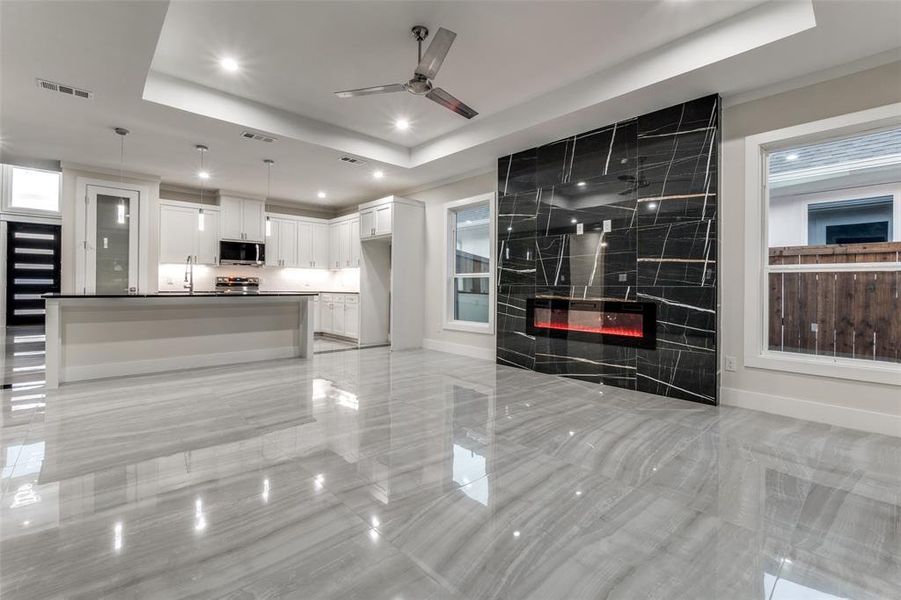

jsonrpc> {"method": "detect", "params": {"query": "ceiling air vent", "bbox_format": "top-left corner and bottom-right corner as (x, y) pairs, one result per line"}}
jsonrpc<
(339, 155), (368, 167)
(241, 130), (278, 143)
(36, 78), (93, 100)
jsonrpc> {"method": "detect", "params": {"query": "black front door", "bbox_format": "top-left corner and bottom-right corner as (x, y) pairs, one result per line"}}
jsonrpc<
(5, 222), (61, 326)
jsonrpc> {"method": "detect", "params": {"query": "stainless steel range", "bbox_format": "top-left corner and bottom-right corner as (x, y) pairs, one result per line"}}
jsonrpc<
(215, 276), (260, 294)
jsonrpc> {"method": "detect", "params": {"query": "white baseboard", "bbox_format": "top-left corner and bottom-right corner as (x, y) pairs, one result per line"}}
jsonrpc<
(721, 386), (901, 437)
(422, 338), (495, 362)
(63, 346), (300, 384)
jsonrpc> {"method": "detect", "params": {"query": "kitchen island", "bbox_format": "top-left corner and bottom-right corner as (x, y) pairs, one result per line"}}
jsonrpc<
(43, 292), (317, 388)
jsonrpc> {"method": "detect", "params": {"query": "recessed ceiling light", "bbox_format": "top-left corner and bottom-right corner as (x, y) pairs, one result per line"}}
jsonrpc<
(317, 191), (327, 199)
(373, 170), (384, 179)
(220, 57), (239, 72)
(577, 181), (586, 187)
(395, 118), (410, 131)
(198, 171), (210, 180)
(785, 153), (799, 161)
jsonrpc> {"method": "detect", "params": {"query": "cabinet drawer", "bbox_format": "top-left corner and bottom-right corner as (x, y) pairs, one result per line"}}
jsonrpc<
(343, 294), (359, 305)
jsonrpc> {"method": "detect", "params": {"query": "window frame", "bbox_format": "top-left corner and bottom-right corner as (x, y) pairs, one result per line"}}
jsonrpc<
(744, 103), (901, 386)
(1, 164), (62, 217)
(443, 193), (495, 334)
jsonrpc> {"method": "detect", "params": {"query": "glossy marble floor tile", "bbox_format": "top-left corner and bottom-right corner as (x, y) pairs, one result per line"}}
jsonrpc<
(0, 347), (898, 599)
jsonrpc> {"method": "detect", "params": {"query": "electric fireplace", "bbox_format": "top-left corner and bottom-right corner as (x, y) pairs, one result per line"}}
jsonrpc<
(526, 298), (656, 349)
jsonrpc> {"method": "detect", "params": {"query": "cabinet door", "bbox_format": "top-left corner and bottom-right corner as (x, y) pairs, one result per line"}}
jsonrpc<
(296, 221), (313, 267)
(344, 297), (359, 339)
(265, 217), (280, 267)
(312, 223), (329, 268)
(321, 296), (334, 333)
(313, 297), (321, 332)
(360, 208), (376, 238)
(242, 199), (266, 242)
(219, 196), (244, 240)
(349, 218), (360, 267)
(279, 219), (299, 267)
(375, 204), (392, 236)
(159, 205), (197, 263)
(196, 209), (220, 264)
(339, 220), (352, 267)
(333, 297), (346, 334)
(329, 222), (341, 269)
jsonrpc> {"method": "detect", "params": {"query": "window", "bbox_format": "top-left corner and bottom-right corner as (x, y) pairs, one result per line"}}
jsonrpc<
(445, 194), (494, 332)
(744, 105), (901, 386)
(2, 165), (61, 214)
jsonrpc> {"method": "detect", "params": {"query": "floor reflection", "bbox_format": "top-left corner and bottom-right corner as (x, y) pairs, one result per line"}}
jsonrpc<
(0, 347), (897, 599)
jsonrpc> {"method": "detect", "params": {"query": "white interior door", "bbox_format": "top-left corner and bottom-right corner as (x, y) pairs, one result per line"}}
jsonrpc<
(81, 184), (140, 294)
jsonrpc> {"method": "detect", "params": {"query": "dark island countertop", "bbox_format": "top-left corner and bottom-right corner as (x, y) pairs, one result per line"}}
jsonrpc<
(43, 292), (320, 299)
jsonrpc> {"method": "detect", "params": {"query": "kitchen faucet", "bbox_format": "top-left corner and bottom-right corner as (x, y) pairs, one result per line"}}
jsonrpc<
(184, 255), (194, 294)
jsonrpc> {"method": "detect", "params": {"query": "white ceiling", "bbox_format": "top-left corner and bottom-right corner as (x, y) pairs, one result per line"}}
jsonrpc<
(1, 1), (899, 210)
(150, 0), (762, 147)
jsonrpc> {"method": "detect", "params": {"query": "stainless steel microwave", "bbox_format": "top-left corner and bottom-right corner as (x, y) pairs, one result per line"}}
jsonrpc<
(219, 240), (265, 265)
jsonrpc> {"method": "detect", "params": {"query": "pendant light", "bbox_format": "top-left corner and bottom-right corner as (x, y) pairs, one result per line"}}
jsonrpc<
(114, 127), (129, 225)
(195, 144), (209, 231)
(263, 159), (274, 237)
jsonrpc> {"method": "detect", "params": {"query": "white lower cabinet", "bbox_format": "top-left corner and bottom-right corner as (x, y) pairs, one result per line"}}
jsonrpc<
(344, 295), (359, 338)
(313, 296), (321, 332)
(318, 293), (359, 339)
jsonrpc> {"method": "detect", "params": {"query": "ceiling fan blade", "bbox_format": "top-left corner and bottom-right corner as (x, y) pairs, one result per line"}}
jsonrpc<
(425, 87), (478, 119)
(415, 27), (456, 79)
(334, 83), (406, 98)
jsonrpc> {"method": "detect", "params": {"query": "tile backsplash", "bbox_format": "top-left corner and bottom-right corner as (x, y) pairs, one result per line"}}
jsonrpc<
(158, 264), (360, 293)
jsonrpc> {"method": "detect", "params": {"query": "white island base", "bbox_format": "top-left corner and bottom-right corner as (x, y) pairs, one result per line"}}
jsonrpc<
(44, 294), (316, 388)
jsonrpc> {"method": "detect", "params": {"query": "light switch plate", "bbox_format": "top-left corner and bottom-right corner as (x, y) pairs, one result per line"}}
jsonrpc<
(603, 219), (612, 233)
(576, 223), (584, 235)
(725, 356), (737, 372)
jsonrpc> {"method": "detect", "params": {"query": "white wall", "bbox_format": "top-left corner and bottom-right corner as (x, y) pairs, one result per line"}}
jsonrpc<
(406, 171), (497, 359)
(721, 61), (901, 433)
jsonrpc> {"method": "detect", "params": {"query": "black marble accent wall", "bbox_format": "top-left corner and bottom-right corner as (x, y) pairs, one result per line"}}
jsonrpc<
(496, 95), (719, 404)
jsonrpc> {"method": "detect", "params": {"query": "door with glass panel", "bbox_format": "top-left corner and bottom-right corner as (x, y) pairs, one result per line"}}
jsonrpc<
(78, 185), (140, 294)
(5, 222), (61, 326)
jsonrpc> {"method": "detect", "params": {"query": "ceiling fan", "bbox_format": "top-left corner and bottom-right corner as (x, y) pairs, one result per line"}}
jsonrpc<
(334, 25), (478, 119)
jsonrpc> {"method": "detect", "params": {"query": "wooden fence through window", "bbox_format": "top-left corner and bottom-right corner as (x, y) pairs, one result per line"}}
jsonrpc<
(768, 242), (901, 363)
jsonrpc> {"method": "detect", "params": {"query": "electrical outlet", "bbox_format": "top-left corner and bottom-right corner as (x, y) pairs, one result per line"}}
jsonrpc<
(576, 223), (584, 235)
(603, 219), (612, 233)
(725, 356), (737, 372)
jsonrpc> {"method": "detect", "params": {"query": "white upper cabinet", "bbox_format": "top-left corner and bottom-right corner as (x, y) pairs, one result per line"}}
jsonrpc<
(196, 209), (220, 264)
(219, 195), (265, 242)
(296, 220), (313, 267)
(266, 215), (333, 269)
(159, 202), (220, 265)
(327, 215), (360, 269)
(359, 199), (393, 239)
(375, 204), (392, 236)
(329, 222), (341, 269)
(242, 200), (265, 242)
(278, 219), (298, 267)
(350, 217), (361, 267)
(159, 205), (196, 263)
(311, 223), (329, 268)
(360, 208), (376, 239)
(265, 216), (299, 267)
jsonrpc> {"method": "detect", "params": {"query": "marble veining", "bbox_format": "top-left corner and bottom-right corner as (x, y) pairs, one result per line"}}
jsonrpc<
(1, 348), (898, 599)
(497, 95), (720, 404)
